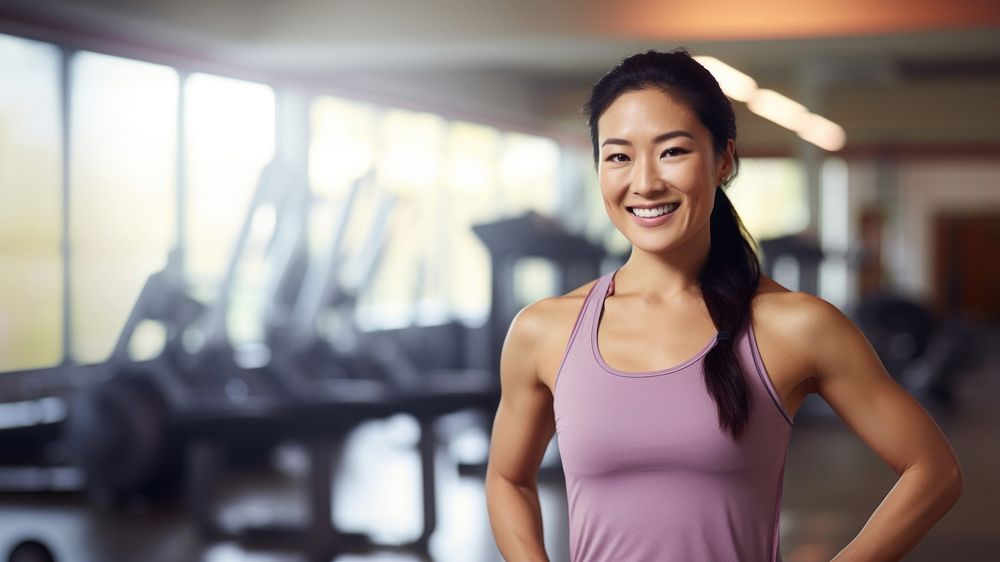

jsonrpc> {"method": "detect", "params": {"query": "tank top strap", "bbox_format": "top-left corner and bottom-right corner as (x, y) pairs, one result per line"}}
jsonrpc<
(561, 270), (617, 362)
(743, 319), (795, 426)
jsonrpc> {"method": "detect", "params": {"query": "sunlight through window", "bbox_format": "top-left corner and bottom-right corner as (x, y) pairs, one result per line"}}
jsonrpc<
(69, 51), (178, 363)
(0, 34), (62, 370)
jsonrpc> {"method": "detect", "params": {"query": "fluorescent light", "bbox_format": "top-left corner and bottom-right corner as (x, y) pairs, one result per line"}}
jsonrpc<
(693, 56), (758, 102)
(746, 88), (809, 131)
(795, 113), (847, 151)
(695, 56), (847, 151)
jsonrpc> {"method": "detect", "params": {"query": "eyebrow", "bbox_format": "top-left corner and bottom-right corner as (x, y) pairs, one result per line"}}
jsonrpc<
(600, 130), (695, 147)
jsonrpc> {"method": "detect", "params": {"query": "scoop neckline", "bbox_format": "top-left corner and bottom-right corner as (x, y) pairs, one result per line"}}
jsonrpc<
(591, 270), (720, 377)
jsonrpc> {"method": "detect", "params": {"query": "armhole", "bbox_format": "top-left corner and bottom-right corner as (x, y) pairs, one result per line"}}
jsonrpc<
(552, 279), (602, 397)
(748, 318), (794, 426)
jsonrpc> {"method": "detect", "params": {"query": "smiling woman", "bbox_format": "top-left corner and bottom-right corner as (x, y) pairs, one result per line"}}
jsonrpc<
(485, 49), (963, 562)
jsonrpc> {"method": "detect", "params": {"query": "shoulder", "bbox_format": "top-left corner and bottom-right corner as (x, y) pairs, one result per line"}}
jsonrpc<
(751, 275), (864, 385)
(751, 275), (847, 338)
(503, 277), (601, 389)
(508, 278), (599, 343)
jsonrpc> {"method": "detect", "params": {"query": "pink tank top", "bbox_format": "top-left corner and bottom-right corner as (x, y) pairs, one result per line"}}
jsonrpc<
(553, 269), (793, 562)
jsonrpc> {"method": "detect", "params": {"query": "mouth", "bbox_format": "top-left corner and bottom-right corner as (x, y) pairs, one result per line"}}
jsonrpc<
(627, 202), (681, 218)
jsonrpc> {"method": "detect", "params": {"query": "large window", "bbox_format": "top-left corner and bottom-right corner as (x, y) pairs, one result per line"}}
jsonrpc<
(0, 35), (62, 371)
(184, 73), (275, 344)
(310, 96), (562, 328)
(68, 52), (179, 364)
(727, 158), (809, 241)
(2, 32), (569, 372)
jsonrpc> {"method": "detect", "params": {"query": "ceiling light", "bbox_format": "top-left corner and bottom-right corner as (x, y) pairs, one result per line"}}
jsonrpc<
(693, 56), (758, 102)
(746, 89), (810, 131)
(795, 113), (847, 151)
(696, 56), (847, 152)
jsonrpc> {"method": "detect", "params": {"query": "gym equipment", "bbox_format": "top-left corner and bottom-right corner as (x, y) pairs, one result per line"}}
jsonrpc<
(7, 539), (55, 562)
(62, 161), (302, 505)
(853, 293), (937, 378)
(759, 234), (825, 296)
(472, 211), (608, 376)
(13, 161), (592, 559)
(185, 170), (498, 559)
(852, 293), (967, 411)
(0, 393), (75, 491)
(0, 245), (205, 497)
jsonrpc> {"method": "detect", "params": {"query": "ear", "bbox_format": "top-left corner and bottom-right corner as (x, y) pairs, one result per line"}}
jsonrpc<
(716, 139), (736, 184)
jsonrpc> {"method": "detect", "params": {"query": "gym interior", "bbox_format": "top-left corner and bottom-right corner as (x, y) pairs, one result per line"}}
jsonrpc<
(1, 2), (998, 561)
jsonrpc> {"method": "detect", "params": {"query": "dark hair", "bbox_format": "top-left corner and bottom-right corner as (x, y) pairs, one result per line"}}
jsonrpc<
(584, 48), (762, 439)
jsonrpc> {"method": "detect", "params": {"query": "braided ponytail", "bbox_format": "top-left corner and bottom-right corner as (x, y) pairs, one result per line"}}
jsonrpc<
(698, 186), (761, 438)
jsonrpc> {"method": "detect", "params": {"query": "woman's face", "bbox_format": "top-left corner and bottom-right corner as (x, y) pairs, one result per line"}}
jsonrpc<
(596, 87), (733, 255)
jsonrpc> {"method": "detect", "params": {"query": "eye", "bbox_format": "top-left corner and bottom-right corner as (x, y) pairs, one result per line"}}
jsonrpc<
(661, 147), (689, 158)
(605, 153), (630, 163)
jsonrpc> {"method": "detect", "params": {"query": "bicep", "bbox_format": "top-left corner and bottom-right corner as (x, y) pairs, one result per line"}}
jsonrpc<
(810, 301), (958, 475)
(487, 307), (557, 487)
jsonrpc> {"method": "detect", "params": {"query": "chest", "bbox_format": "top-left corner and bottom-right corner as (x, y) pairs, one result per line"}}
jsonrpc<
(554, 370), (781, 478)
(596, 297), (719, 373)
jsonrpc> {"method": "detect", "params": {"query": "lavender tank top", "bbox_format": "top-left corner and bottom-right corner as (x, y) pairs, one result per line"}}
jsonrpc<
(553, 270), (793, 562)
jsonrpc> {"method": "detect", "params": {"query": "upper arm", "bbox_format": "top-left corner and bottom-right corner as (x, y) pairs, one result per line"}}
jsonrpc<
(486, 301), (558, 487)
(802, 297), (961, 478)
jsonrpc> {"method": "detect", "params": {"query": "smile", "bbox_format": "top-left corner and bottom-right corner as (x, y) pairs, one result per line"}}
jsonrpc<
(628, 202), (680, 218)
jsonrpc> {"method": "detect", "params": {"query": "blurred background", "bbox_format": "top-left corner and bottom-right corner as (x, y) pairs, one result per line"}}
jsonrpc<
(0, 1), (998, 561)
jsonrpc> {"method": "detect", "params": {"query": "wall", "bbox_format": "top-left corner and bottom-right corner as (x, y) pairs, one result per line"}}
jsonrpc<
(846, 157), (1000, 304)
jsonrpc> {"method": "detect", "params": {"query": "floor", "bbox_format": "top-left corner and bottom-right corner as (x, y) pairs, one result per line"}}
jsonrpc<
(1, 331), (997, 562)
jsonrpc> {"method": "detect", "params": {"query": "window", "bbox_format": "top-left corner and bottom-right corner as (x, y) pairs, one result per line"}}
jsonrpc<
(0, 34), (62, 371)
(726, 157), (809, 241)
(184, 73), (275, 344)
(310, 96), (562, 328)
(69, 51), (178, 364)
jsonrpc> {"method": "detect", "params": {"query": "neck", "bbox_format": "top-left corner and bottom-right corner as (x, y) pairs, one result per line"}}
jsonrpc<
(617, 221), (712, 300)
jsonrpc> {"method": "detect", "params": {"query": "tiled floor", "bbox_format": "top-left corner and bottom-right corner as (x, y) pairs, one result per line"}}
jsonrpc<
(1, 331), (997, 562)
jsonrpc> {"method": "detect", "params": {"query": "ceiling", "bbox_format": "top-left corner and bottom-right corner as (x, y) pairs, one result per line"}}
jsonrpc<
(2, 0), (999, 153)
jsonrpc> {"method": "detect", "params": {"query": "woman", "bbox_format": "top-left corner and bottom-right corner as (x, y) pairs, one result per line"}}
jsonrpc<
(484, 49), (962, 562)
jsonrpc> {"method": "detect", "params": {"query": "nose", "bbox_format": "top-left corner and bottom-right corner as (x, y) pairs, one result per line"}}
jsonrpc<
(631, 154), (665, 197)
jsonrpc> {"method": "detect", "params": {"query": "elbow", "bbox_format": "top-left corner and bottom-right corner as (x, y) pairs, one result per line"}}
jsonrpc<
(947, 462), (964, 505)
(936, 460), (964, 510)
(909, 456), (963, 511)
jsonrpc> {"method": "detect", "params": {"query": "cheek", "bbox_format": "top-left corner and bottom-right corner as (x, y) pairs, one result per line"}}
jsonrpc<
(601, 193), (623, 225)
(598, 169), (626, 200)
(688, 191), (717, 227)
(664, 165), (705, 193)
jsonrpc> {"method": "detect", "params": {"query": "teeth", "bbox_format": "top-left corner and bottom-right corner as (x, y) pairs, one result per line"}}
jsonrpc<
(631, 203), (679, 218)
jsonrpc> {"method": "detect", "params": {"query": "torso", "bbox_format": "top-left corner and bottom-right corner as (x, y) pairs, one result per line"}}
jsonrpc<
(534, 273), (814, 420)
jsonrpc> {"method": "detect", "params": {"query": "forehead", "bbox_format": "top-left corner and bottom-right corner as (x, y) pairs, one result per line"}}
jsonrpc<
(597, 88), (705, 142)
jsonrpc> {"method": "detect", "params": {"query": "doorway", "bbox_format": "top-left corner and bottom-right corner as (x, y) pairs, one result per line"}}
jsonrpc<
(933, 213), (1000, 321)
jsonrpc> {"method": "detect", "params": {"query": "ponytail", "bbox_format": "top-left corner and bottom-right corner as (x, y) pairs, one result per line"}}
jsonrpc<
(698, 186), (761, 439)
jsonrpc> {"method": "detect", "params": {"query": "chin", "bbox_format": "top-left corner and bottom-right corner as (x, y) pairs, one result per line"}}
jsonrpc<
(619, 229), (682, 254)
(617, 218), (706, 256)
(631, 238), (684, 255)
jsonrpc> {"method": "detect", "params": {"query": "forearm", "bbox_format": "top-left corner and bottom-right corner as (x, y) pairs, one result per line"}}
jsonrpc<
(486, 472), (550, 562)
(832, 463), (963, 561)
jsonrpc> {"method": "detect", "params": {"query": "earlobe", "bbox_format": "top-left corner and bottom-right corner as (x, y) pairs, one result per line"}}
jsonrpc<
(716, 161), (730, 184)
(720, 140), (735, 182)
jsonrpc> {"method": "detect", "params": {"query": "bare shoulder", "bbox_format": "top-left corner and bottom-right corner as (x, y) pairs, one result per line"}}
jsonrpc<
(749, 274), (853, 400)
(751, 275), (846, 336)
(507, 278), (601, 394)
(510, 279), (597, 345)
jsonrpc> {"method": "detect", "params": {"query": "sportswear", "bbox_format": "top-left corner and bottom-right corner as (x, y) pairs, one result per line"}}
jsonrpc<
(553, 269), (793, 562)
